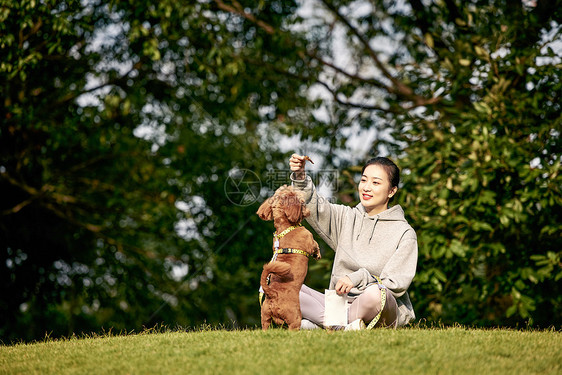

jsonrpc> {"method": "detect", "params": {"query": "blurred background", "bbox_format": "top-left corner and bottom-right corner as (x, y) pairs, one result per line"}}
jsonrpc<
(1, 0), (560, 342)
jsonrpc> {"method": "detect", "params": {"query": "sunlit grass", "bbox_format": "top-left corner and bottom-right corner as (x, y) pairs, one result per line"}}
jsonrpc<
(1, 325), (560, 374)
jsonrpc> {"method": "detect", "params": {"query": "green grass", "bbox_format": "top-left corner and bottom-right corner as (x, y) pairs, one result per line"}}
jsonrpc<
(1, 327), (560, 374)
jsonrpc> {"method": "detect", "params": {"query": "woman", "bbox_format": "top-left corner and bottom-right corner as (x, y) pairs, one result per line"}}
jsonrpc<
(289, 154), (418, 329)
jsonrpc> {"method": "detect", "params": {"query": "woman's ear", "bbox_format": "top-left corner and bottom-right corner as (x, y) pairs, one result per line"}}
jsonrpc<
(256, 197), (273, 221)
(388, 186), (398, 199)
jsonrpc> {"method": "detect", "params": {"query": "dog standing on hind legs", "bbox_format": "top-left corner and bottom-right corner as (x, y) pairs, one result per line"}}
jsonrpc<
(257, 185), (321, 331)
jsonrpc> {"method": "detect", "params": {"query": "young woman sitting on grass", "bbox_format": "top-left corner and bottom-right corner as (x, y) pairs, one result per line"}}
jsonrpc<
(289, 154), (418, 330)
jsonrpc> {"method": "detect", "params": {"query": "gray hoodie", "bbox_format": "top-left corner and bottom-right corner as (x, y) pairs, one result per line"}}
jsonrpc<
(292, 174), (418, 326)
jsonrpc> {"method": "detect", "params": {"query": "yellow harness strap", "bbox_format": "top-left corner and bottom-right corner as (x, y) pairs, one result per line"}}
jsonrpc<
(273, 248), (311, 258)
(273, 224), (302, 250)
(273, 224), (302, 241)
(266, 248), (309, 285)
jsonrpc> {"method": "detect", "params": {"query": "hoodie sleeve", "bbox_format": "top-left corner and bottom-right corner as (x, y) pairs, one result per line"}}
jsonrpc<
(291, 173), (350, 251)
(347, 228), (418, 298)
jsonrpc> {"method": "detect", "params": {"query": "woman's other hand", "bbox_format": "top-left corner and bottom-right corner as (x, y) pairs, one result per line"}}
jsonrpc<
(289, 153), (306, 180)
(335, 276), (353, 296)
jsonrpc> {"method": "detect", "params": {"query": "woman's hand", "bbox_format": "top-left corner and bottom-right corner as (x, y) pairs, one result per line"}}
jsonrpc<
(289, 153), (306, 180)
(335, 276), (353, 296)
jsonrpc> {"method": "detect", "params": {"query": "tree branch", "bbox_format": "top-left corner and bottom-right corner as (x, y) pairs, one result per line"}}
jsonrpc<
(0, 170), (41, 197)
(43, 202), (102, 232)
(1, 197), (36, 216)
(314, 80), (399, 114)
(319, 0), (415, 98)
(2, 169), (82, 215)
(215, 0), (440, 111)
(213, 0), (275, 35)
(54, 62), (141, 106)
(19, 17), (43, 48)
(304, 49), (390, 91)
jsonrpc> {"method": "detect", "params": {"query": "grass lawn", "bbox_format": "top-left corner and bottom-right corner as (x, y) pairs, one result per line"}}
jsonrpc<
(1, 327), (560, 374)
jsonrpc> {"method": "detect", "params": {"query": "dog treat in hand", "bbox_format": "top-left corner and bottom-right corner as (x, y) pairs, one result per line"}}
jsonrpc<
(303, 155), (314, 164)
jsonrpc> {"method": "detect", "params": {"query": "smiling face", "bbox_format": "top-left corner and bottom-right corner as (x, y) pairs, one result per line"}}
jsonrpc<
(358, 164), (398, 216)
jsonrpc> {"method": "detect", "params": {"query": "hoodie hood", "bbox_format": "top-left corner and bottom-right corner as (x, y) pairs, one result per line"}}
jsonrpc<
(355, 203), (407, 222)
(355, 204), (407, 242)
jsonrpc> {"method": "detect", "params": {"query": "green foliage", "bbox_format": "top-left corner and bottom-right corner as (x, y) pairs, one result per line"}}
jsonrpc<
(281, 0), (561, 327)
(0, 0), (314, 341)
(387, 1), (562, 326)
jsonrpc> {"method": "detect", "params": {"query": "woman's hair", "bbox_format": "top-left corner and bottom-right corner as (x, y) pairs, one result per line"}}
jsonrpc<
(361, 157), (400, 202)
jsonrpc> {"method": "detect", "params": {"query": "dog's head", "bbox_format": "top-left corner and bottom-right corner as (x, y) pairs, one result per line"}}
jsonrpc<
(256, 185), (310, 225)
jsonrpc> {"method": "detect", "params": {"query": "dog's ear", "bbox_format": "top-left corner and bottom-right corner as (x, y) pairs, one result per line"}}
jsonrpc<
(257, 197), (274, 221)
(302, 204), (311, 219)
(285, 192), (306, 224)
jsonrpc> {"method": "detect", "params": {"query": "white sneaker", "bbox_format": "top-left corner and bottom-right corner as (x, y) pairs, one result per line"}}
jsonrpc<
(344, 319), (366, 331)
(301, 319), (321, 330)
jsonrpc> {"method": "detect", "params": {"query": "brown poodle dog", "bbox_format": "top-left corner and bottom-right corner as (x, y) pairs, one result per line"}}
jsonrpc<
(257, 185), (321, 330)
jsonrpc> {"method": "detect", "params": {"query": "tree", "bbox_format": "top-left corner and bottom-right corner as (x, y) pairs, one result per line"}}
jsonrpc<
(0, 0), (315, 341)
(391, 0), (562, 326)
(267, 0), (562, 326)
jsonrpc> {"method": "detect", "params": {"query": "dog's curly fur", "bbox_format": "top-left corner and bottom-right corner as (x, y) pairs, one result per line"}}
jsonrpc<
(257, 185), (320, 330)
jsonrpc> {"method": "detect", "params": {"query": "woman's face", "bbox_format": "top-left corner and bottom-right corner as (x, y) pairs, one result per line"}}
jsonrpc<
(358, 164), (397, 216)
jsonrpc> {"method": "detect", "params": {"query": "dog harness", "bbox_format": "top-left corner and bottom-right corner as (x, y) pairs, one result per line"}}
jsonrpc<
(271, 223), (304, 261)
(273, 224), (302, 250)
(259, 224), (309, 306)
(273, 248), (311, 258)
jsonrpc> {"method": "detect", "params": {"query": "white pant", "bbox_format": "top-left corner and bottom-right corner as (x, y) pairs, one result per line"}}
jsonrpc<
(299, 284), (398, 328)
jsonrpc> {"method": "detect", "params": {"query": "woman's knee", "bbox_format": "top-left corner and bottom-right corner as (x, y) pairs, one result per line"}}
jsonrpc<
(359, 285), (383, 310)
(353, 285), (398, 327)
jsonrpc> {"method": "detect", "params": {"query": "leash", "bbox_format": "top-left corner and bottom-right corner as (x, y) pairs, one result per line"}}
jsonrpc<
(366, 275), (387, 329)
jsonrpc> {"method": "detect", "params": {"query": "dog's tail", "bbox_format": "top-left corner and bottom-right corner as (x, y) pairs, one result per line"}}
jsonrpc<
(260, 262), (291, 297)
